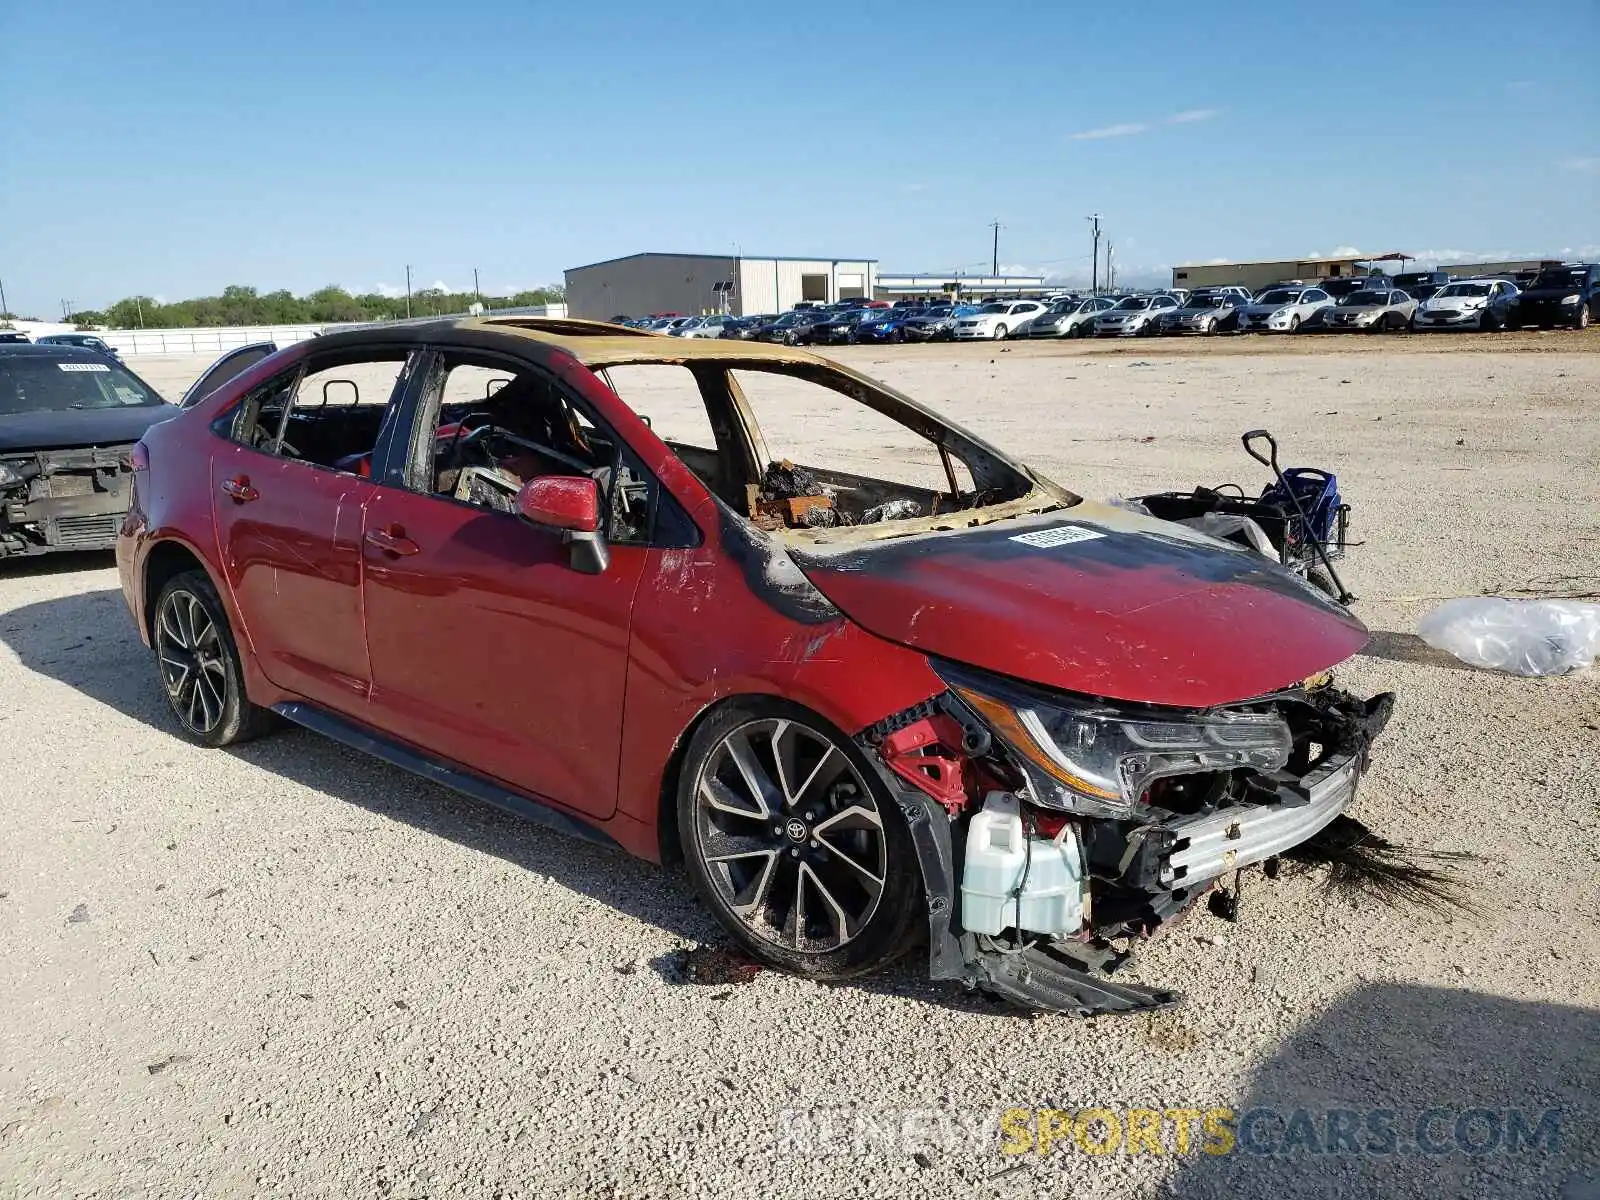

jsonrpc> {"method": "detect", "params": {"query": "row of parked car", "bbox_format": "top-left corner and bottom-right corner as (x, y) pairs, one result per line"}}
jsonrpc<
(610, 261), (1600, 344)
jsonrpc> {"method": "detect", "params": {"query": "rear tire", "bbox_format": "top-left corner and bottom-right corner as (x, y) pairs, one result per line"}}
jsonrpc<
(676, 699), (924, 980)
(152, 570), (274, 748)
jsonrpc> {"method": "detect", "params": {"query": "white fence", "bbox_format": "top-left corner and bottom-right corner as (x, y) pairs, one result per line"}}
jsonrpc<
(102, 325), (326, 357)
(6, 304), (568, 359)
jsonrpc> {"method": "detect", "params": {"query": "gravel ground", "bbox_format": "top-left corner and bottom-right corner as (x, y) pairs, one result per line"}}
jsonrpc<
(2, 336), (1597, 1199)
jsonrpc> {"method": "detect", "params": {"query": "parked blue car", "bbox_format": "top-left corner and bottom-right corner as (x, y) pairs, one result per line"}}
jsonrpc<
(849, 307), (926, 344)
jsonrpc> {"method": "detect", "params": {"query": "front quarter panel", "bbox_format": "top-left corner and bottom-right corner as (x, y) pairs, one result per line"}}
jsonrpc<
(614, 495), (945, 858)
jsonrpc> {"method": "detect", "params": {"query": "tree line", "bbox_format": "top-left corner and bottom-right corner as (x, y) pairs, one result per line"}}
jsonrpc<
(59, 283), (565, 330)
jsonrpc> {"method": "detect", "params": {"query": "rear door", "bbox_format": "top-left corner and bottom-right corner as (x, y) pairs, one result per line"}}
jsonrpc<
(210, 346), (416, 713)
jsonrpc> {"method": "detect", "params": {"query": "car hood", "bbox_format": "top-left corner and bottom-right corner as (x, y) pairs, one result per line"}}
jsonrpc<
(1519, 288), (1582, 301)
(1242, 303), (1292, 316)
(0, 404), (177, 453)
(1420, 296), (1481, 310)
(788, 503), (1368, 708)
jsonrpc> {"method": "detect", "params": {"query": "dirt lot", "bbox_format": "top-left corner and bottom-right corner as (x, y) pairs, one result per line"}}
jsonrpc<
(2, 336), (1597, 1199)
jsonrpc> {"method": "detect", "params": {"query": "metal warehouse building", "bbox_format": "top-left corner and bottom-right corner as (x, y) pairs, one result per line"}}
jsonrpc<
(1172, 254), (1382, 293)
(564, 253), (878, 320)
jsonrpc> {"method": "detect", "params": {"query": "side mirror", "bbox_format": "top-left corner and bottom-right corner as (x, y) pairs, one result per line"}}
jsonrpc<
(514, 476), (609, 574)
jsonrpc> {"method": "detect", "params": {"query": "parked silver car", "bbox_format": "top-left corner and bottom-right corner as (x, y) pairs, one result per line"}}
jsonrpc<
(677, 314), (739, 339)
(1027, 296), (1117, 338)
(1158, 292), (1249, 335)
(1412, 277), (1521, 331)
(1318, 288), (1417, 333)
(1092, 294), (1179, 337)
(1238, 286), (1334, 333)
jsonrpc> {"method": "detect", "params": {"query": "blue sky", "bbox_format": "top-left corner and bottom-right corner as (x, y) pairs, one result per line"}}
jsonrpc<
(2, 1), (1596, 313)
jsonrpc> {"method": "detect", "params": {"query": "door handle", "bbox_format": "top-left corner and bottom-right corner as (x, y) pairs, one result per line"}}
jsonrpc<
(220, 475), (259, 503)
(364, 525), (420, 557)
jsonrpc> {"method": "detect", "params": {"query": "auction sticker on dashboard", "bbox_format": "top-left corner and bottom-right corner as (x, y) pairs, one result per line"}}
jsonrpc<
(1010, 525), (1106, 548)
(57, 362), (110, 372)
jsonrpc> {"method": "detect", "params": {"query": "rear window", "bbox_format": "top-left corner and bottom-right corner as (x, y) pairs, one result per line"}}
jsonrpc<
(1530, 268), (1587, 289)
(0, 357), (167, 415)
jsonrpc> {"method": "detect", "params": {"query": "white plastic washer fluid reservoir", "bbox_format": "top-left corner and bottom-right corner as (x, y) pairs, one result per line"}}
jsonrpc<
(960, 793), (1085, 938)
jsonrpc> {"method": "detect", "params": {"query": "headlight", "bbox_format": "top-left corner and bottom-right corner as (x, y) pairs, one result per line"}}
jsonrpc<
(0, 462), (23, 487)
(1560, 294), (1581, 305)
(946, 671), (1292, 818)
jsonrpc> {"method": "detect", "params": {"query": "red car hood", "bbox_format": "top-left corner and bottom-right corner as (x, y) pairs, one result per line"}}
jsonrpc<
(788, 504), (1369, 708)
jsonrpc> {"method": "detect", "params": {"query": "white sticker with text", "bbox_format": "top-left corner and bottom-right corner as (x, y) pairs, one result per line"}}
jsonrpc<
(1010, 525), (1106, 548)
(57, 362), (111, 372)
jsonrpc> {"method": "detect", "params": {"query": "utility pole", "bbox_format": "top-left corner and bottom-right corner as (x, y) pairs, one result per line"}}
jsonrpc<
(1107, 242), (1116, 292)
(473, 267), (481, 310)
(1087, 214), (1102, 295)
(404, 265), (413, 319)
(989, 220), (1002, 277)
(0, 275), (9, 319)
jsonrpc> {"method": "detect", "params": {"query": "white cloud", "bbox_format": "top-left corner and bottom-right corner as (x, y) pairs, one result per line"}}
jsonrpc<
(1070, 108), (1220, 141)
(1070, 122), (1148, 140)
(1561, 156), (1599, 173)
(374, 283), (405, 298)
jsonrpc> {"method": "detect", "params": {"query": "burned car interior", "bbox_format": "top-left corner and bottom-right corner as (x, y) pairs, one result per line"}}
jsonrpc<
(594, 355), (1050, 538)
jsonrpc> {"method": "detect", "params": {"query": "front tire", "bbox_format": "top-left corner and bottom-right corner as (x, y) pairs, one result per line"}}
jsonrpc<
(1578, 306), (1591, 330)
(152, 570), (274, 748)
(1288, 315), (1301, 333)
(676, 699), (923, 980)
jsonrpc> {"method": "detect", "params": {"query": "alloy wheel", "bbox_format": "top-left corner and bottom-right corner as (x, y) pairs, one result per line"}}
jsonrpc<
(691, 718), (887, 954)
(155, 589), (230, 735)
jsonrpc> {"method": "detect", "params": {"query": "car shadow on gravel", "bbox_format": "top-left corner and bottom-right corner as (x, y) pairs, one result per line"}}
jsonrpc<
(0, 587), (1000, 1012)
(1358, 629), (1479, 672)
(1150, 984), (1599, 1200)
(0, 548), (117, 579)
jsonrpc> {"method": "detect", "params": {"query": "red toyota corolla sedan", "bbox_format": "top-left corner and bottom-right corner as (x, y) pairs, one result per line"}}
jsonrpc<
(117, 316), (1389, 1014)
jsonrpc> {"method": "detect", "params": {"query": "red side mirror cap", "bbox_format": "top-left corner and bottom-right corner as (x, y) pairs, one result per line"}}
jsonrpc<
(514, 475), (600, 533)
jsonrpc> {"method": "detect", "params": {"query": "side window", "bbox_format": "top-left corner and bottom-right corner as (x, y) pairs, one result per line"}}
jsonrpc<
(230, 352), (410, 475)
(731, 367), (976, 520)
(411, 353), (653, 544)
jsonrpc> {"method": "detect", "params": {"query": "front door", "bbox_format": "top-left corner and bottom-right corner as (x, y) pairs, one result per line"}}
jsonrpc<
(360, 351), (653, 820)
(210, 348), (414, 713)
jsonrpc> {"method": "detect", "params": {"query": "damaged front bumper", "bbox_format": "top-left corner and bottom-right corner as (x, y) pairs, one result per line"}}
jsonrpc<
(861, 681), (1393, 1016)
(1161, 748), (1360, 885)
(0, 447), (134, 557)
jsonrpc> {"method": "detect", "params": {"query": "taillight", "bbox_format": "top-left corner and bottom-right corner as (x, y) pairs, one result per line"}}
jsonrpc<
(127, 442), (150, 471)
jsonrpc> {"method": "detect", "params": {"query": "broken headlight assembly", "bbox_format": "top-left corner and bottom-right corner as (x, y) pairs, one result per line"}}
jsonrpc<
(940, 665), (1291, 819)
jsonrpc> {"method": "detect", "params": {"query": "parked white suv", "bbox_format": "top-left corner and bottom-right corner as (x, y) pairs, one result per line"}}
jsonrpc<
(952, 300), (1047, 340)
